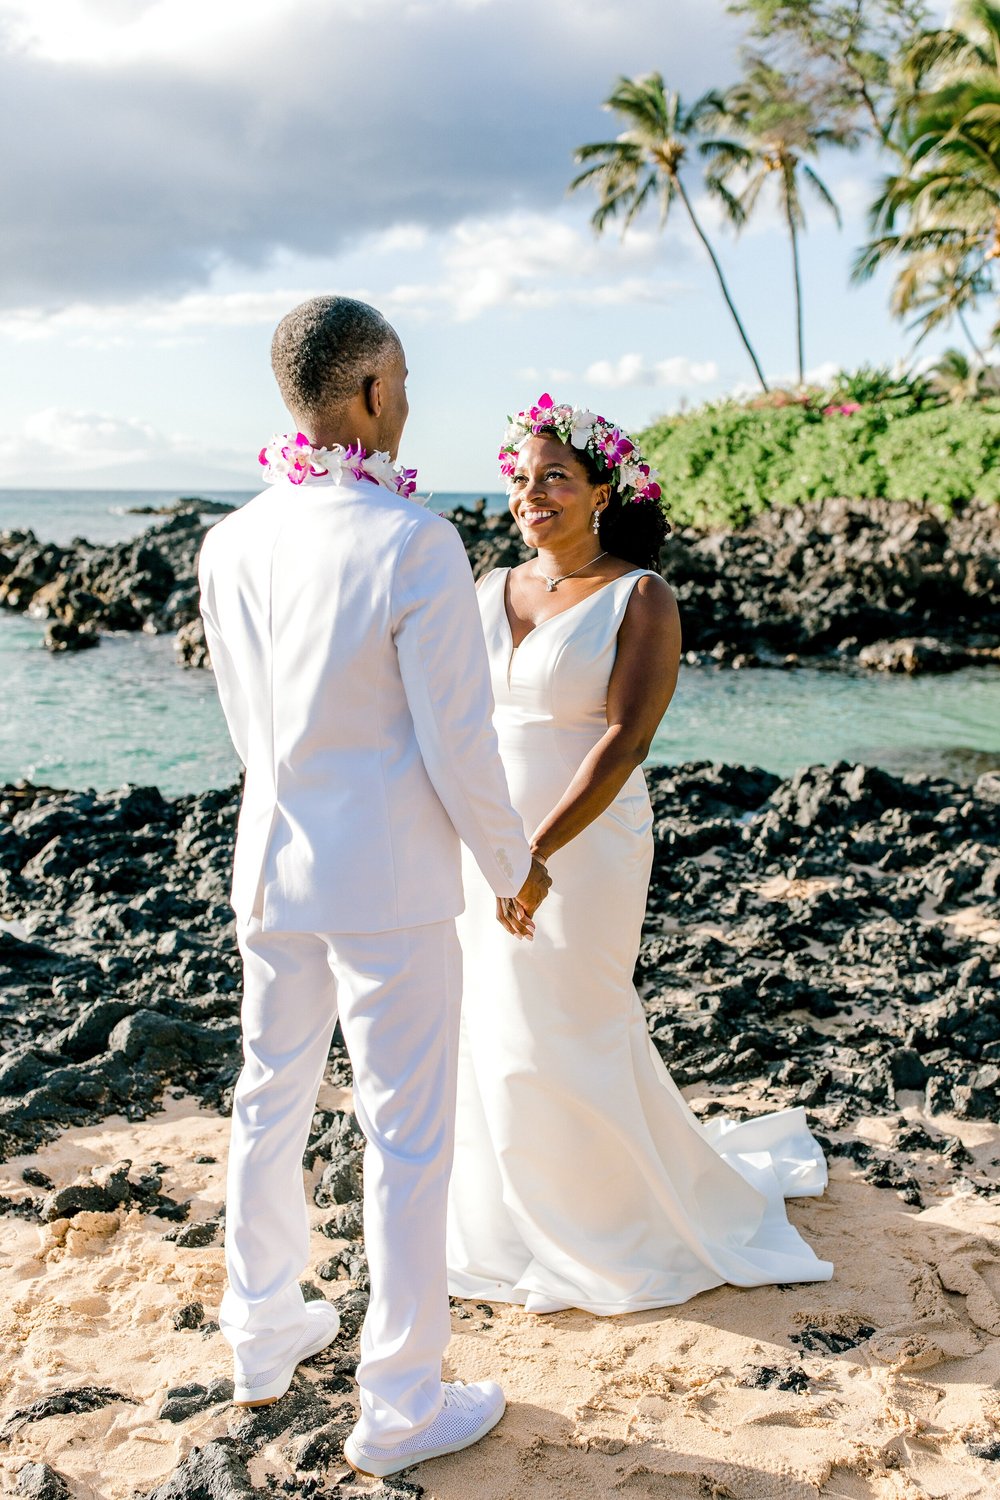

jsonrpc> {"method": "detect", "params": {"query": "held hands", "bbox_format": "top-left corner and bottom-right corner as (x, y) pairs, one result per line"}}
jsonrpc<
(496, 854), (551, 940)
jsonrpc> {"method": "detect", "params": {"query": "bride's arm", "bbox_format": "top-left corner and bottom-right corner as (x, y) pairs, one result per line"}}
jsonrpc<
(529, 574), (681, 861)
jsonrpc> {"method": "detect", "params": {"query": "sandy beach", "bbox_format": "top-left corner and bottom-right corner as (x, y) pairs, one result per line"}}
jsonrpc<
(2, 1081), (999, 1499)
(2, 757), (999, 1498)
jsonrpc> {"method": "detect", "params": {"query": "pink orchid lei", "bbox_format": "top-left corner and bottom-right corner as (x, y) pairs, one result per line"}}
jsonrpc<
(258, 432), (420, 500)
(498, 393), (664, 509)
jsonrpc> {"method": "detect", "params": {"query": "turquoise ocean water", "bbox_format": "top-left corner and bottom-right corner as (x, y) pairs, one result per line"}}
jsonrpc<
(3, 489), (999, 795)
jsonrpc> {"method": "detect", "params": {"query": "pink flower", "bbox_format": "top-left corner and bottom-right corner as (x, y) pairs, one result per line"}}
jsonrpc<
(258, 432), (419, 499)
(495, 397), (664, 512)
(822, 402), (861, 417)
(529, 392), (555, 425)
(395, 466), (419, 498)
(600, 429), (634, 465)
(339, 440), (366, 481)
(278, 433), (329, 484)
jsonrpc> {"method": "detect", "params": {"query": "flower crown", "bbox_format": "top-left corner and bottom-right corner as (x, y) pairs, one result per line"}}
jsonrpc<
(498, 393), (663, 508)
(258, 432), (420, 500)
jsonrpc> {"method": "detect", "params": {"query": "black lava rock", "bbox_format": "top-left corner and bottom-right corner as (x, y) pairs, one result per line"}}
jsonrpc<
(2, 749), (999, 1496)
(738, 1366), (810, 1393)
(144, 1438), (257, 1499)
(15, 1464), (73, 1498)
(172, 1301), (205, 1331)
(790, 1324), (876, 1355)
(158, 1380), (234, 1424)
(967, 1437), (1000, 1461)
(2, 1386), (135, 1439)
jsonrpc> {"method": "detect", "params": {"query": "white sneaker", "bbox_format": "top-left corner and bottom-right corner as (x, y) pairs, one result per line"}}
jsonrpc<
(232, 1299), (341, 1408)
(344, 1379), (506, 1477)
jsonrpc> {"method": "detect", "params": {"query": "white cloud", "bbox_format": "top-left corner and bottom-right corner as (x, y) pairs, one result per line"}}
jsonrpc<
(0, 290), (311, 342)
(585, 353), (719, 388)
(804, 359), (841, 386)
(0, 406), (247, 479)
(375, 215), (683, 322)
(371, 224), (431, 255)
(0, 0), (732, 308)
(728, 358), (845, 401)
(0, 212), (689, 340)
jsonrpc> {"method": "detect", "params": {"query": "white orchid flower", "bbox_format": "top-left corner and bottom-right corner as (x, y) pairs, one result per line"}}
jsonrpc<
(360, 450), (398, 487)
(569, 410), (599, 449)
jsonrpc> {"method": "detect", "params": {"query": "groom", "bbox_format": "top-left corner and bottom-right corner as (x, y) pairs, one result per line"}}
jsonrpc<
(198, 295), (550, 1477)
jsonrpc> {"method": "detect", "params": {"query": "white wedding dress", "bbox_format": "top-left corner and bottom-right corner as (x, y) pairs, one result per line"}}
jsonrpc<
(446, 567), (833, 1315)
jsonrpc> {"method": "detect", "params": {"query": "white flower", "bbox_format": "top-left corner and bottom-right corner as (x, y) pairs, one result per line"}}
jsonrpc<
(321, 447), (354, 485)
(617, 460), (645, 490)
(360, 450), (397, 487)
(569, 409), (599, 449)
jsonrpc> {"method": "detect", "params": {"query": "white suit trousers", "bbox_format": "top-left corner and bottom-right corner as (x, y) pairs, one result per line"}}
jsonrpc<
(219, 917), (462, 1444)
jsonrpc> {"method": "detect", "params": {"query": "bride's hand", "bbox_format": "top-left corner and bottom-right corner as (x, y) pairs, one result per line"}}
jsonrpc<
(496, 896), (535, 940)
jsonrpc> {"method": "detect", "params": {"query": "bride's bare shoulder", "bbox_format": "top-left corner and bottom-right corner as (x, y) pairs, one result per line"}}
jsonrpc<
(623, 571), (679, 624)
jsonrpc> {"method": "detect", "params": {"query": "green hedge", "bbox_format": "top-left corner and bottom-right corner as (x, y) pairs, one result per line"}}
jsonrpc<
(639, 399), (1000, 528)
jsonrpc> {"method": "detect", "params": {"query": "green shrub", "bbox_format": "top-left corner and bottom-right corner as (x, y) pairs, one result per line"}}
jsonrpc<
(642, 395), (1000, 528)
(824, 364), (936, 413)
(878, 404), (1000, 507)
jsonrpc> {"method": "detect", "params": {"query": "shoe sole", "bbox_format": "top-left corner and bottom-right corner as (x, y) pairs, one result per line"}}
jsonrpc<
(232, 1309), (341, 1408)
(344, 1397), (506, 1478)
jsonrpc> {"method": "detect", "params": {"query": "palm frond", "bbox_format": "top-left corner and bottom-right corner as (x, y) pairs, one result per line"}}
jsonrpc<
(698, 139), (754, 175)
(623, 171), (661, 232)
(705, 175), (747, 229)
(802, 164), (842, 226)
(736, 166), (770, 221)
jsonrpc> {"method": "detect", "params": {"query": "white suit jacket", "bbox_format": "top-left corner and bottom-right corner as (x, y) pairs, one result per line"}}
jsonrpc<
(198, 475), (531, 933)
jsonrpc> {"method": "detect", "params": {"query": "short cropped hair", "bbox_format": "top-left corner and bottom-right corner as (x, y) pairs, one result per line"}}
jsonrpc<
(270, 296), (400, 419)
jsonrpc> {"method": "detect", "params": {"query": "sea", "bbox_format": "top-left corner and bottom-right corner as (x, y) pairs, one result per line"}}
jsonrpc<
(3, 488), (999, 797)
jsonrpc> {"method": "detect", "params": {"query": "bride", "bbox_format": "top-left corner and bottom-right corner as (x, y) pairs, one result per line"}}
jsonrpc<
(446, 395), (832, 1315)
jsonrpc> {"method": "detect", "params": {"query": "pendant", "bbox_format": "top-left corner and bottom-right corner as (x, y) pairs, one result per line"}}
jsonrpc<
(544, 577), (558, 592)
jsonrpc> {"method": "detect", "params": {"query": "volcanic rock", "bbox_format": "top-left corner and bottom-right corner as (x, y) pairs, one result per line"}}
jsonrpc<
(157, 1380), (234, 1423)
(1, 756), (999, 1496)
(15, 1464), (73, 1499)
(42, 619), (99, 653)
(5, 494), (999, 671)
(143, 1438), (257, 1499)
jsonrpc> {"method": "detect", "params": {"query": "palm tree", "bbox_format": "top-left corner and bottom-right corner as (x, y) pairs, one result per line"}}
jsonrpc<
(929, 344), (984, 399)
(704, 64), (851, 384)
(894, 0), (1000, 113)
(570, 73), (770, 392)
(854, 1), (1000, 350)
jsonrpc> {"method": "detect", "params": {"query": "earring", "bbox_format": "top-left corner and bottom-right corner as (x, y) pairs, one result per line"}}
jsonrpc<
(592, 511), (601, 534)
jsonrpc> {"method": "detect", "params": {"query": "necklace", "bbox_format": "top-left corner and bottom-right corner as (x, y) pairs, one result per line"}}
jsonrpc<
(258, 432), (420, 499)
(538, 550), (608, 592)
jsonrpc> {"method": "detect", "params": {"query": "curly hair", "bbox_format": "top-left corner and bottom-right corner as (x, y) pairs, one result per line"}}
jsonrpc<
(535, 427), (669, 571)
(270, 295), (400, 422)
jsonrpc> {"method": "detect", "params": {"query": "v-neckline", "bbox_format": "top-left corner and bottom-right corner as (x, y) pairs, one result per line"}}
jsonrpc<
(501, 566), (645, 653)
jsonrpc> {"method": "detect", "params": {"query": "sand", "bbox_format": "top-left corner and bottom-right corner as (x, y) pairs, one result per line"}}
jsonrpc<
(1, 1086), (999, 1500)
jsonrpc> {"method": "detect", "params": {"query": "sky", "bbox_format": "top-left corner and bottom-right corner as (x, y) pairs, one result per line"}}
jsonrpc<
(0, 0), (968, 492)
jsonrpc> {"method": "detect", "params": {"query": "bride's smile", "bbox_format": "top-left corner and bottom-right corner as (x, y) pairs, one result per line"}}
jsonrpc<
(509, 433), (608, 550)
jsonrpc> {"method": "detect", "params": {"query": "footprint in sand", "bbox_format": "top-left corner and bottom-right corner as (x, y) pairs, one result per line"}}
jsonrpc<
(867, 1261), (986, 1369)
(936, 1243), (1000, 1335)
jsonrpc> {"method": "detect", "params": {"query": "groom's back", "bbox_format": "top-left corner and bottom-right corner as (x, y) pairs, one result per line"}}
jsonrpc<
(199, 480), (463, 933)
